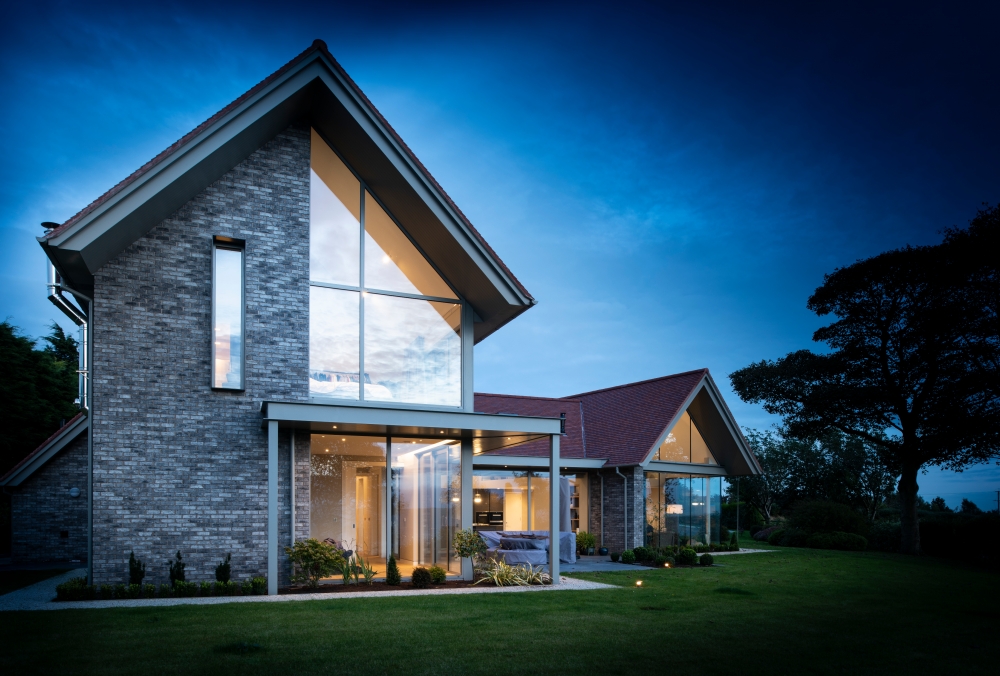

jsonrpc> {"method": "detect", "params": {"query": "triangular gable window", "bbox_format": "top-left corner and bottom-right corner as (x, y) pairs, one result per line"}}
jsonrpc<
(653, 411), (717, 465)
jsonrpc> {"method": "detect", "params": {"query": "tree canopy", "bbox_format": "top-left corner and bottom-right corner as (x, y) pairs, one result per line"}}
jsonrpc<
(0, 320), (80, 476)
(730, 205), (999, 554)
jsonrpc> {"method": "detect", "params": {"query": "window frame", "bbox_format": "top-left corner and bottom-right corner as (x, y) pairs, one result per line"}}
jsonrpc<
(211, 235), (246, 392)
(309, 129), (467, 409)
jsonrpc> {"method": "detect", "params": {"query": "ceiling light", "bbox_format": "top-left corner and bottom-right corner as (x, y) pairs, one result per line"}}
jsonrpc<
(451, 497), (460, 502)
(474, 495), (482, 503)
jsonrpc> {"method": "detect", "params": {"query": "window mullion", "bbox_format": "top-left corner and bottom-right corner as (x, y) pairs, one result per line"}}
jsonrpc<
(359, 183), (366, 401)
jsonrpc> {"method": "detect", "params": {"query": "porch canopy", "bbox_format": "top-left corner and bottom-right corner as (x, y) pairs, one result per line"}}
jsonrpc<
(260, 401), (564, 593)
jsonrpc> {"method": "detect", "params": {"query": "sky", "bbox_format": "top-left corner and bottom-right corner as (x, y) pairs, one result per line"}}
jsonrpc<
(1, 1), (997, 510)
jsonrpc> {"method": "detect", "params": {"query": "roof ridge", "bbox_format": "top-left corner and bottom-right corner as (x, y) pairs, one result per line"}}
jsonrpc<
(563, 368), (708, 399)
(0, 411), (87, 484)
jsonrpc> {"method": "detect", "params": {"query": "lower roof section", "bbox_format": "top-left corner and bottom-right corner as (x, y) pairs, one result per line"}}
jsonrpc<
(261, 400), (560, 454)
(1, 412), (88, 487)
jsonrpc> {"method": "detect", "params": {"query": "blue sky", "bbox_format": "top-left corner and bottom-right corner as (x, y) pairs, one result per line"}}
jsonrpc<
(1, 1), (997, 509)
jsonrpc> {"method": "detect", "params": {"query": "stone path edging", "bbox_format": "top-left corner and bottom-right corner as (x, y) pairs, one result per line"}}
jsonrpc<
(0, 571), (614, 612)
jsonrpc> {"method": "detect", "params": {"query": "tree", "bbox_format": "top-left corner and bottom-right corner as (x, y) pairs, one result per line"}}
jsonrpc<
(929, 497), (951, 513)
(730, 206), (1000, 554)
(0, 320), (80, 475)
(729, 430), (791, 522)
(960, 498), (983, 515)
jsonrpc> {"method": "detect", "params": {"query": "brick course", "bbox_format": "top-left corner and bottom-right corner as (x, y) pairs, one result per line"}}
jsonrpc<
(90, 125), (310, 585)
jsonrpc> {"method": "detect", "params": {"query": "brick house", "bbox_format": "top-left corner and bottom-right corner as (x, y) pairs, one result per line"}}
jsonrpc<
(2, 42), (759, 590)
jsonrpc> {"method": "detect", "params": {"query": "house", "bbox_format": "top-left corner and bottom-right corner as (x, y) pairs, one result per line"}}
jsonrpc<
(1, 42), (759, 591)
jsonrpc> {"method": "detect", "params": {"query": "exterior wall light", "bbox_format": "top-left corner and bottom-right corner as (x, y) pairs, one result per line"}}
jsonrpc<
(69, 487), (80, 498)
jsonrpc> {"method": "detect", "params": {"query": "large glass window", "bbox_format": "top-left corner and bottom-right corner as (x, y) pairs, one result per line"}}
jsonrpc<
(310, 434), (387, 560)
(471, 470), (588, 533)
(653, 411), (717, 464)
(308, 129), (463, 406)
(212, 240), (244, 390)
(390, 439), (462, 574)
(644, 472), (722, 547)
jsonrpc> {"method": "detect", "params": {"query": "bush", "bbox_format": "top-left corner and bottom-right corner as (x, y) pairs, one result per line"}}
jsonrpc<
(411, 567), (432, 589)
(766, 528), (787, 545)
(722, 502), (765, 531)
(720, 526), (730, 542)
(158, 583), (173, 598)
(56, 576), (95, 601)
(609, 552), (620, 562)
(699, 553), (714, 566)
(429, 565), (447, 584)
(126, 583), (142, 599)
(251, 577), (268, 595)
(789, 500), (868, 537)
(112, 584), (127, 599)
(773, 527), (809, 548)
(200, 581), (212, 596)
(868, 521), (902, 552)
(143, 583), (156, 598)
(755, 525), (780, 541)
(241, 580), (254, 595)
(386, 555), (402, 586)
(676, 547), (698, 566)
(749, 524), (763, 536)
(730, 532), (739, 551)
(663, 556), (676, 567)
(632, 546), (652, 562)
(215, 553), (232, 583)
(576, 531), (596, 553)
(168, 551), (186, 586)
(285, 538), (344, 588)
(453, 529), (488, 562)
(653, 555), (668, 567)
(174, 581), (198, 597)
(214, 580), (239, 596)
(620, 550), (636, 564)
(128, 551), (146, 586)
(806, 531), (868, 551)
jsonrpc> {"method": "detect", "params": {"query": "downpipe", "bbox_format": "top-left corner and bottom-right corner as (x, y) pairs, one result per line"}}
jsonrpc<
(46, 259), (89, 411)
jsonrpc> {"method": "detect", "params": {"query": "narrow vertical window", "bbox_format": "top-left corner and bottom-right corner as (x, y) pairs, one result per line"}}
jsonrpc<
(213, 238), (245, 390)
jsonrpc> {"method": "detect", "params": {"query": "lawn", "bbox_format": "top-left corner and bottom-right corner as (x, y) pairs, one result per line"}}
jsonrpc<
(0, 568), (69, 596)
(2, 549), (997, 675)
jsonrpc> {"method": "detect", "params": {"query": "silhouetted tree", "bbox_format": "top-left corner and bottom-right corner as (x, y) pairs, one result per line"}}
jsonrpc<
(730, 206), (1000, 554)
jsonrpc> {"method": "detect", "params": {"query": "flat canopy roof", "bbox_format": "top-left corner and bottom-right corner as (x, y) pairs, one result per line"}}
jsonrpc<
(261, 401), (560, 454)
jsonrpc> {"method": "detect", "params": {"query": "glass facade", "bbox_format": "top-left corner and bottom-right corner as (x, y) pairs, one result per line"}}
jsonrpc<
(212, 242), (243, 389)
(308, 129), (463, 407)
(645, 472), (722, 547)
(653, 411), (717, 464)
(471, 470), (588, 533)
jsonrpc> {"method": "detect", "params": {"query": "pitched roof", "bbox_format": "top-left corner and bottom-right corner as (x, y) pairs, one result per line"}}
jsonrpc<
(41, 40), (533, 342)
(475, 369), (758, 473)
(0, 412), (88, 486)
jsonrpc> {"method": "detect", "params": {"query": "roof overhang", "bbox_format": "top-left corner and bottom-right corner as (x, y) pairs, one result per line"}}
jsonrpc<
(40, 44), (533, 342)
(472, 455), (607, 470)
(639, 373), (761, 476)
(1, 414), (88, 487)
(262, 401), (559, 454)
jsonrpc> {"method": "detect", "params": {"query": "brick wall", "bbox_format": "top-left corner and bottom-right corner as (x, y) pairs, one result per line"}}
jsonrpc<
(11, 433), (88, 563)
(589, 467), (646, 553)
(90, 125), (311, 585)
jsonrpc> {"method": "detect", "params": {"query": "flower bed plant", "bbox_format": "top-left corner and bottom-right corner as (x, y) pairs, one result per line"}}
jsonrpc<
(55, 576), (269, 601)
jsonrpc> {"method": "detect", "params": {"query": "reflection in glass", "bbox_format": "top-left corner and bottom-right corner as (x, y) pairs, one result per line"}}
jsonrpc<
(645, 472), (722, 547)
(212, 246), (243, 389)
(654, 411), (717, 464)
(471, 471), (588, 533)
(364, 191), (456, 299)
(309, 287), (360, 399)
(391, 439), (462, 574)
(310, 434), (386, 559)
(310, 129), (360, 286)
(364, 294), (461, 406)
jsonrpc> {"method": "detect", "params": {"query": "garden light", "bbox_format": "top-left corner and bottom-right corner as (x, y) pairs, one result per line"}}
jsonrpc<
(635, 580), (642, 587)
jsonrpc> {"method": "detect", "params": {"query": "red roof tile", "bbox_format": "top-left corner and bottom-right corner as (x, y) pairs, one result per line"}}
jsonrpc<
(474, 394), (585, 458)
(44, 40), (532, 302)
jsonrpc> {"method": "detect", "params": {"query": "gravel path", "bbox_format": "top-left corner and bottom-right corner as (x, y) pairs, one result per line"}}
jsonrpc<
(0, 572), (614, 612)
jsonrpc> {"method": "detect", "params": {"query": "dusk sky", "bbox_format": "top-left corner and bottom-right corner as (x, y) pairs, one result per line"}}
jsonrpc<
(2, 1), (997, 508)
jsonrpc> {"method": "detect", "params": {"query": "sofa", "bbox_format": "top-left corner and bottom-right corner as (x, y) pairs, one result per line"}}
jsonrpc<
(478, 530), (577, 565)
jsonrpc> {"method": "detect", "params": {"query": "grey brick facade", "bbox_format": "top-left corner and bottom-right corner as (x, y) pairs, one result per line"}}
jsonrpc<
(90, 125), (311, 585)
(588, 467), (646, 553)
(10, 433), (89, 564)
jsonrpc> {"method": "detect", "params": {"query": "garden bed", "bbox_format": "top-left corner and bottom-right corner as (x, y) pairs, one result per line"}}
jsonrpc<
(280, 580), (482, 594)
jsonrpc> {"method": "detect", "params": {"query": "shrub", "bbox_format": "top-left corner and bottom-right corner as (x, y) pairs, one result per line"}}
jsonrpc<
(251, 577), (268, 595)
(128, 551), (146, 586)
(663, 556), (676, 567)
(755, 525), (780, 541)
(200, 581), (212, 596)
(576, 531), (596, 553)
(699, 553), (714, 566)
(126, 583), (142, 599)
(676, 547), (698, 566)
(285, 538), (344, 587)
(632, 546), (651, 562)
(775, 528), (809, 548)
(766, 528), (787, 545)
(215, 553), (232, 583)
(621, 550), (636, 564)
(241, 580), (254, 595)
(143, 583), (156, 598)
(386, 555), (402, 586)
(215, 580), (238, 596)
(56, 576), (95, 601)
(807, 531), (868, 551)
(98, 584), (112, 599)
(868, 521), (902, 552)
(653, 555), (668, 567)
(112, 583), (127, 599)
(749, 524), (763, 536)
(168, 551), (186, 586)
(411, 567), (432, 589)
(158, 583), (173, 598)
(720, 526), (730, 542)
(356, 555), (377, 585)
(730, 532), (739, 551)
(174, 581), (198, 597)
(473, 558), (522, 586)
(609, 552), (620, 562)
(453, 529), (488, 564)
(429, 565), (447, 584)
(789, 500), (868, 537)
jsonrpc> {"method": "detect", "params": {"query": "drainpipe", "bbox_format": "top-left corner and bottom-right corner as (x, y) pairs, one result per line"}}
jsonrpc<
(615, 467), (627, 550)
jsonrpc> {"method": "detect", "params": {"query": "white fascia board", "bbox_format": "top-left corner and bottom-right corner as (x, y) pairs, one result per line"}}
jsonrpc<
(699, 372), (761, 475)
(473, 455), (607, 469)
(644, 461), (729, 477)
(638, 377), (706, 469)
(1, 416), (89, 487)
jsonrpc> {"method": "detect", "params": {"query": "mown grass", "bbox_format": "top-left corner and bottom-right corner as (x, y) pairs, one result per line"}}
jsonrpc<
(2, 549), (997, 675)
